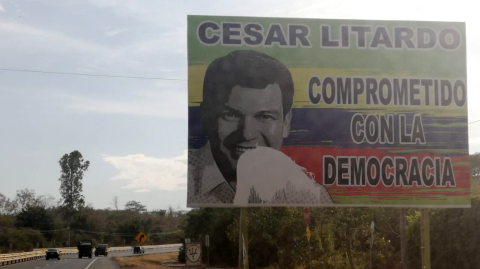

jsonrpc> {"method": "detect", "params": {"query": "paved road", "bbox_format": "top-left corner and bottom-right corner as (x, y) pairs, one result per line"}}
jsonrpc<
(4, 247), (180, 269)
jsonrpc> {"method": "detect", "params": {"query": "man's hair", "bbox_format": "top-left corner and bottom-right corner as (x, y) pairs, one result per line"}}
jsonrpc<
(202, 50), (294, 117)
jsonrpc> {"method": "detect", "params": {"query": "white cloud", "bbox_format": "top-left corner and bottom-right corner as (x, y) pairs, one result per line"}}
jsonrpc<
(62, 89), (187, 119)
(104, 28), (128, 37)
(110, 27), (187, 55)
(134, 188), (151, 193)
(103, 151), (187, 192)
(0, 22), (106, 52)
(88, 0), (186, 25)
(469, 136), (480, 154)
(0, 3), (4, 12)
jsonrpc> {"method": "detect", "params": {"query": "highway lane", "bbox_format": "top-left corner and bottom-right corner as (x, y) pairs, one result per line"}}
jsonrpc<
(3, 247), (180, 269)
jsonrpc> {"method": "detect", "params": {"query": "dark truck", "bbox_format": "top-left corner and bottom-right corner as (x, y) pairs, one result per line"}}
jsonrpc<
(95, 244), (109, 257)
(77, 239), (94, 259)
(133, 246), (145, 254)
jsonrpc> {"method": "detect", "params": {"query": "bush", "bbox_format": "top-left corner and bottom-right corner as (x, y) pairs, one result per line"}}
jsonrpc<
(178, 245), (185, 263)
(0, 228), (46, 252)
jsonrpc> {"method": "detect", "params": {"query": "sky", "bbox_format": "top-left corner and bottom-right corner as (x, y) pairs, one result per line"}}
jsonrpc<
(0, 0), (479, 211)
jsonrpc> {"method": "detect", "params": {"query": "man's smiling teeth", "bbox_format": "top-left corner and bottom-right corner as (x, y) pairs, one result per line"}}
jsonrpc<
(236, 146), (256, 152)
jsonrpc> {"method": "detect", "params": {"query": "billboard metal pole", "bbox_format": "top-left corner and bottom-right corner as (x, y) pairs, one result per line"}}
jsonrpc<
(308, 239), (312, 269)
(420, 209), (431, 269)
(238, 210), (242, 268)
(68, 225), (70, 247)
(239, 208), (249, 269)
(370, 221), (374, 269)
(205, 235), (210, 269)
(304, 208), (311, 269)
(370, 237), (373, 269)
(399, 208), (407, 269)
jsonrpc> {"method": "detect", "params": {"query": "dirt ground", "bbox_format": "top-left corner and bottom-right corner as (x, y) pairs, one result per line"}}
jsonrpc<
(113, 252), (179, 269)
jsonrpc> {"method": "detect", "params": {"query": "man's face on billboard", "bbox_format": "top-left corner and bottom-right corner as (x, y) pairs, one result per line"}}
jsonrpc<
(206, 84), (292, 179)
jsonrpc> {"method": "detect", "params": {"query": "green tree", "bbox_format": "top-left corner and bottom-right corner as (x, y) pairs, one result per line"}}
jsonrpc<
(151, 209), (167, 216)
(125, 200), (147, 213)
(0, 193), (16, 215)
(13, 188), (44, 213)
(182, 207), (400, 269)
(407, 197), (480, 269)
(58, 150), (90, 220)
(470, 152), (480, 179)
(183, 208), (239, 267)
(112, 196), (119, 210)
(117, 218), (153, 244)
(0, 228), (46, 251)
(15, 206), (55, 240)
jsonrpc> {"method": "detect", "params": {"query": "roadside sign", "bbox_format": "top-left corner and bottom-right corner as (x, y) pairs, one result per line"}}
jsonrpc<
(205, 235), (210, 247)
(304, 208), (310, 225)
(135, 232), (148, 245)
(186, 243), (202, 266)
(306, 226), (311, 242)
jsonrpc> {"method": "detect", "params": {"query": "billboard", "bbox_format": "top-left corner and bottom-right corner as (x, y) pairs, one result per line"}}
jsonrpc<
(187, 15), (469, 208)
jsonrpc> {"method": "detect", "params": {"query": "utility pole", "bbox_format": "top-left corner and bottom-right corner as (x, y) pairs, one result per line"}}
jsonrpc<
(68, 225), (70, 247)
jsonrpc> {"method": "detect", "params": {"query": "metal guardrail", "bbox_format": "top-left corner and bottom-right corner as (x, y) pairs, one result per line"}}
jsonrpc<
(0, 244), (181, 266)
(0, 252), (45, 266)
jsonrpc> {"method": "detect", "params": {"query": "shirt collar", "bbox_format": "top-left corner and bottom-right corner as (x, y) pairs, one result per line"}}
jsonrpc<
(199, 143), (235, 195)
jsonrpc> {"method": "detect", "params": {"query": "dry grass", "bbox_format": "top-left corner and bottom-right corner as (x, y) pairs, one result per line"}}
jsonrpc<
(113, 252), (179, 269)
(113, 252), (307, 269)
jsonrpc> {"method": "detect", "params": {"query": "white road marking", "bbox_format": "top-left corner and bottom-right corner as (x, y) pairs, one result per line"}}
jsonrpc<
(85, 258), (98, 269)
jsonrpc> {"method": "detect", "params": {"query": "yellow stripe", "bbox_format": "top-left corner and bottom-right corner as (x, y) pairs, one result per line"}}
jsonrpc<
(188, 65), (467, 116)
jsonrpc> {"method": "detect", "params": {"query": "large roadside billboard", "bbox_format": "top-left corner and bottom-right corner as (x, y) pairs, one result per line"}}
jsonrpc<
(187, 15), (469, 208)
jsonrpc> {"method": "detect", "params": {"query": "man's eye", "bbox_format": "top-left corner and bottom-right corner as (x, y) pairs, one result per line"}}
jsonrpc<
(257, 114), (276, 120)
(221, 112), (238, 120)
